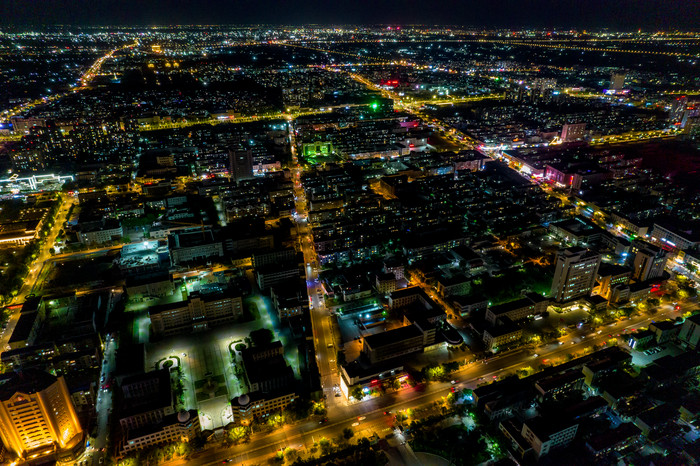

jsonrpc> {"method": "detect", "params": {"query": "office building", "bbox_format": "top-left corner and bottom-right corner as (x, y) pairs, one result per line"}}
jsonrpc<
(550, 247), (601, 302)
(485, 293), (550, 325)
(120, 410), (200, 456)
(230, 391), (296, 426)
(560, 123), (586, 142)
(149, 291), (243, 337)
(255, 263), (302, 290)
(241, 342), (295, 393)
(270, 284), (307, 320)
(168, 227), (224, 265)
(483, 319), (523, 351)
(229, 148), (254, 182)
(118, 369), (174, 431)
(610, 72), (627, 91)
(521, 417), (578, 458)
(650, 222), (700, 251)
(78, 219), (123, 245)
(0, 370), (84, 463)
(595, 263), (632, 300)
(362, 324), (427, 364)
(629, 241), (667, 281)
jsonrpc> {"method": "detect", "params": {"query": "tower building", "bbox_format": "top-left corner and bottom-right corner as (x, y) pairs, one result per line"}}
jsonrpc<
(0, 370), (84, 463)
(550, 247), (602, 302)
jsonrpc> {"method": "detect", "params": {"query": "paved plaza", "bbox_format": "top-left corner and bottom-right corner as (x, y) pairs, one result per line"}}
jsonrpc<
(143, 296), (300, 430)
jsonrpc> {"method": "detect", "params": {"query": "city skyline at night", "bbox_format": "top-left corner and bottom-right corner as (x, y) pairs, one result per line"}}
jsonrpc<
(2, 0), (699, 30)
(0, 4), (699, 466)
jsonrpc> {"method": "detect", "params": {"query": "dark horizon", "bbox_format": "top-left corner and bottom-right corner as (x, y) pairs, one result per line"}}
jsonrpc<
(2, 0), (699, 30)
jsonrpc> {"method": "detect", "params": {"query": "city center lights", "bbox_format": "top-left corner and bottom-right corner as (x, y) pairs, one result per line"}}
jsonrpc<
(0, 8), (698, 466)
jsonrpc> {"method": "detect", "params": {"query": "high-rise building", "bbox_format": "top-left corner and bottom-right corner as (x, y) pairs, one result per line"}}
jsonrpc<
(561, 123), (587, 142)
(629, 241), (667, 282)
(670, 96), (688, 123)
(610, 72), (627, 91)
(0, 370), (84, 463)
(533, 78), (557, 93)
(228, 148), (254, 182)
(550, 247), (601, 302)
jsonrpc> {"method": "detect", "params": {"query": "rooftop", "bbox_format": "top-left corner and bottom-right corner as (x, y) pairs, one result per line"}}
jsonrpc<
(0, 369), (58, 400)
(363, 324), (423, 349)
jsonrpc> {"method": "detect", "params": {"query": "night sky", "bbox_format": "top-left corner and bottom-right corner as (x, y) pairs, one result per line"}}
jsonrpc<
(1, 0), (698, 29)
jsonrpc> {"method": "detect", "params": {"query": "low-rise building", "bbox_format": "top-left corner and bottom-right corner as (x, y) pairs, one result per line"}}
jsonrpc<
(339, 359), (407, 400)
(435, 273), (471, 298)
(230, 391), (296, 426)
(627, 329), (655, 350)
(119, 410), (201, 456)
(534, 370), (585, 402)
(78, 219), (123, 245)
(7, 310), (43, 350)
(168, 227), (223, 265)
(611, 281), (653, 304)
(549, 217), (603, 247)
(521, 417), (578, 458)
(388, 286), (438, 311)
(595, 263), (632, 301)
(251, 248), (297, 268)
(270, 285), (307, 320)
(649, 320), (682, 344)
(118, 369), (174, 431)
(585, 423), (642, 459)
(149, 291), (243, 337)
(375, 272), (397, 295)
(633, 404), (678, 436)
(126, 273), (174, 298)
(383, 258), (405, 281)
(483, 319), (523, 351)
(362, 324), (426, 364)
(241, 342), (295, 393)
(679, 314), (700, 349)
(650, 222), (700, 251)
(256, 263), (302, 290)
(451, 295), (488, 317)
(485, 294), (549, 325)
